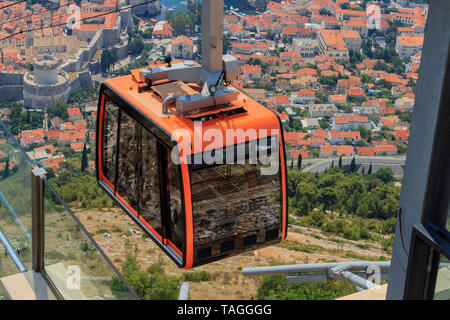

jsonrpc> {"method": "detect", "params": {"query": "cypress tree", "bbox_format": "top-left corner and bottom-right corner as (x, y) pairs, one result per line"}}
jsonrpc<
(290, 158), (293, 169)
(331, 160), (334, 168)
(3, 159), (9, 179)
(362, 167), (365, 175)
(368, 162), (373, 175)
(350, 156), (356, 173)
(338, 155), (343, 168)
(81, 144), (88, 172)
(297, 154), (302, 170)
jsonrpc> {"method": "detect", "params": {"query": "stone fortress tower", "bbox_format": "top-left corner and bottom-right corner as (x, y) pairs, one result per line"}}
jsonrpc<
(23, 55), (70, 111)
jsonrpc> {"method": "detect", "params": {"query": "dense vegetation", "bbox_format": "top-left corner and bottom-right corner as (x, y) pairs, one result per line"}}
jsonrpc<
(110, 255), (181, 300)
(0, 101), (44, 135)
(110, 255), (214, 299)
(48, 172), (113, 210)
(257, 274), (354, 300)
(165, 2), (201, 35)
(288, 167), (400, 219)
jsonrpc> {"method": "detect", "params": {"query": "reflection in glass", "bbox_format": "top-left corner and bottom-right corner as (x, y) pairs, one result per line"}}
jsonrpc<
(166, 149), (184, 250)
(434, 255), (450, 300)
(140, 128), (162, 234)
(190, 138), (282, 261)
(117, 111), (138, 209)
(103, 100), (118, 186)
(43, 181), (136, 300)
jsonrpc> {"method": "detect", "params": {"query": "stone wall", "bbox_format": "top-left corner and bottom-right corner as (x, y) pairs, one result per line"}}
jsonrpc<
(0, 71), (24, 86)
(0, 85), (23, 100)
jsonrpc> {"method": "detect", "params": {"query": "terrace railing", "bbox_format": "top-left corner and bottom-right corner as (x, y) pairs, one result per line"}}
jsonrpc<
(0, 121), (139, 300)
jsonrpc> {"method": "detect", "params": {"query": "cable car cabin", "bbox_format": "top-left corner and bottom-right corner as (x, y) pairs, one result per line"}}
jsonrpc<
(96, 58), (287, 269)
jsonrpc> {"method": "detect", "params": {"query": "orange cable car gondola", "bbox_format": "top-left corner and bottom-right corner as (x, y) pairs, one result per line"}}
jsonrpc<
(96, 0), (287, 269)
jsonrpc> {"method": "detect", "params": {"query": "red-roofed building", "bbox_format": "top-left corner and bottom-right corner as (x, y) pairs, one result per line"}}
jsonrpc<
(329, 130), (361, 144)
(380, 116), (400, 129)
(332, 115), (370, 130)
(70, 142), (84, 152)
(241, 64), (262, 82)
(346, 87), (366, 98)
(153, 21), (174, 38)
(34, 145), (56, 155)
(40, 155), (65, 174)
(394, 129), (410, 142)
(67, 107), (82, 121)
(290, 89), (316, 104)
(20, 129), (44, 147)
(274, 95), (291, 106)
(358, 147), (377, 156)
(171, 35), (194, 59)
(337, 78), (362, 92)
(395, 34), (424, 59)
(320, 144), (355, 157)
(58, 130), (86, 147)
(290, 149), (310, 161)
(46, 130), (60, 140)
(328, 94), (346, 104)
(376, 145), (397, 155)
(284, 131), (310, 146)
(312, 128), (328, 139)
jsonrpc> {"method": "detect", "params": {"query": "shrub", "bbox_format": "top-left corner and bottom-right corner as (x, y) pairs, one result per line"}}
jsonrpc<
(182, 270), (212, 282)
(257, 275), (354, 300)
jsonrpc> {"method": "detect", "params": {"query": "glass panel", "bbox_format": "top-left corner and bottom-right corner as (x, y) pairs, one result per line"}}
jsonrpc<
(190, 140), (282, 249)
(166, 148), (184, 251)
(0, 238), (21, 280)
(103, 99), (119, 187)
(43, 181), (137, 300)
(117, 111), (138, 209)
(434, 255), (450, 300)
(140, 128), (162, 234)
(0, 124), (33, 272)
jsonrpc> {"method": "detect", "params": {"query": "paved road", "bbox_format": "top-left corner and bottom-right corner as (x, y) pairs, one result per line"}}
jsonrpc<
(301, 156), (406, 175)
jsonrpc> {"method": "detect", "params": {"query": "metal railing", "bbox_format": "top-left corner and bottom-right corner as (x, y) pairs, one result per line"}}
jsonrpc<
(0, 121), (140, 300)
(242, 261), (391, 292)
(0, 120), (192, 300)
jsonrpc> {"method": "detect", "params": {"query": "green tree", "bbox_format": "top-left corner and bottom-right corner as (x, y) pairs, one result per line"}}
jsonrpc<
(297, 154), (302, 170)
(47, 101), (69, 120)
(3, 159), (9, 179)
(368, 162), (373, 175)
(338, 155), (343, 168)
(375, 167), (394, 183)
(81, 144), (88, 172)
(350, 157), (356, 173)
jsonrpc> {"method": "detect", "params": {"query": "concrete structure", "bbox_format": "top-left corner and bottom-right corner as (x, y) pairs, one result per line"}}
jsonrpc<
(171, 36), (194, 59)
(308, 104), (338, 118)
(292, 38), (318, 58)
(395, 34), (424, 59)
(23, 56), (70, 111)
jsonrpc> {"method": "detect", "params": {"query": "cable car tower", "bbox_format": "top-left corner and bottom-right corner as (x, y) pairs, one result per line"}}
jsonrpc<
(96, 0), (288, 269)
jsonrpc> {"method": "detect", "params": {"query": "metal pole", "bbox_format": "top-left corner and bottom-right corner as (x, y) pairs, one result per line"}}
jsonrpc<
(178, 282), (190, 300)
(242, 261), (390, 276)
(0, 227), (26, 272)
(31, 167), (46, 272)
(341, 271), (378, 290)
